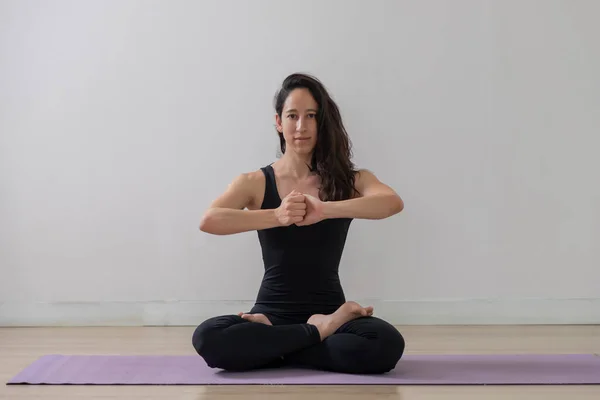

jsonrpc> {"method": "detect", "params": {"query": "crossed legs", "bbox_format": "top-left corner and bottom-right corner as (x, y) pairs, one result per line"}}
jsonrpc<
(192, 302), (405, 374)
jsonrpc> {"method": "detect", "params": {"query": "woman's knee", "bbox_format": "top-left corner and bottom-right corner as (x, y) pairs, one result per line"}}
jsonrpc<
(381, 328), (405, 371)
(375, 321), (406, 372)
(191, 314), (242, 365)
(357, 317), (406, 373)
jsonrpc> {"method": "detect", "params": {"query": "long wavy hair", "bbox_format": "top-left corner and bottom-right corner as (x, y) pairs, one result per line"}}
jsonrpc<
(274, 73), (359, 202)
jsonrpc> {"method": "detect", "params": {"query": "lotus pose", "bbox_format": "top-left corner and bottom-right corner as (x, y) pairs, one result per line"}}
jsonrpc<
(192, 73), (406, 374)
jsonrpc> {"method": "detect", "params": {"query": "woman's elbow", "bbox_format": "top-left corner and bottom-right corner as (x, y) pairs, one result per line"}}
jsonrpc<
(199, 209), (217, 233)
(390, 195), (404, 216)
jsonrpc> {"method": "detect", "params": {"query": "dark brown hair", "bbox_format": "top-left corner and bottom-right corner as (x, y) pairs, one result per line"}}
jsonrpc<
(274, 73), (359, 201)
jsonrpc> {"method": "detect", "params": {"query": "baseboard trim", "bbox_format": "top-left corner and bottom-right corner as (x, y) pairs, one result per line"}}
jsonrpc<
(1, 298), (599, 326)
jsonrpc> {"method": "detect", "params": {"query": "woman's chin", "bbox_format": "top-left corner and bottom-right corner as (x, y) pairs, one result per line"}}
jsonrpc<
(294, 147), (314, 155)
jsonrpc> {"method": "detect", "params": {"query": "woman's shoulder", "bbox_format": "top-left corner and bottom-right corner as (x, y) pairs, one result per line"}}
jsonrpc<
(237, 168), (266, 182)
(351, 168), (373, 186)
(230, 163), (271, 182)
(230, 167), (268, 210)
(352, 168), (382, 197)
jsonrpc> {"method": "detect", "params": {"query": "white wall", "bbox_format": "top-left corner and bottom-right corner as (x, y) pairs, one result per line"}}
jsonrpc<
(1, 0), (599, 326)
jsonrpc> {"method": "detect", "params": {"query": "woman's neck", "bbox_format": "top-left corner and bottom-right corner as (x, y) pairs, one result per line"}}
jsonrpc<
(276, 152), (313, 179)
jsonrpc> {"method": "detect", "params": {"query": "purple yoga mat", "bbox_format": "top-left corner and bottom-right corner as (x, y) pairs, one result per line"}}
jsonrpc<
(7, 354), (600, 385)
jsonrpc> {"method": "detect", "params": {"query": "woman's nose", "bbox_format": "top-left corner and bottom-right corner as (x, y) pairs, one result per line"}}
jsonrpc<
(296, 117), (307, 131)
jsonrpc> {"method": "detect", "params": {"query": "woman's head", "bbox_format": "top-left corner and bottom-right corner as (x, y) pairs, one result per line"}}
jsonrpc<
(273, 73), (358, 201)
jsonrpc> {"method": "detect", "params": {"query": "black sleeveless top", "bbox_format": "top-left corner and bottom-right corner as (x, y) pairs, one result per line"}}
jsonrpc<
(252, 164), (353, 317)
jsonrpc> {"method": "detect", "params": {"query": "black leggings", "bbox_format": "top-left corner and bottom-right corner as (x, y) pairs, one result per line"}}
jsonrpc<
(192, 313), (405, 374)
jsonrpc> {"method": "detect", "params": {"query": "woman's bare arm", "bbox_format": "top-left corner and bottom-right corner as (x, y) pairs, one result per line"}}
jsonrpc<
(199, 172), (305, 235)
(322, 170), (404, 220)
(199, 173), (278, 235)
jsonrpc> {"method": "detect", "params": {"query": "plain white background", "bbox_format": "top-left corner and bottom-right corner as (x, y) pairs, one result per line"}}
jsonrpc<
(1, 0), (598, 326)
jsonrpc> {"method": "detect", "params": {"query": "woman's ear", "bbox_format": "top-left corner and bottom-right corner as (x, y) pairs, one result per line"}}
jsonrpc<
(274, 113), (283, 133)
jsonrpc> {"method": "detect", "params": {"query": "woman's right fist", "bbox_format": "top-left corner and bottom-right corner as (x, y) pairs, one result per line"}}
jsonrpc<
(275, 190), (306, 226)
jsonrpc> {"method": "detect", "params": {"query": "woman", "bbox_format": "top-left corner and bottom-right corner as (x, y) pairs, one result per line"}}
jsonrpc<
(192, 73), (406, 374)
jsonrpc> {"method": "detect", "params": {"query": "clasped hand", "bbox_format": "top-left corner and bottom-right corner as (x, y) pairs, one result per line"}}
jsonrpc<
(274, 190), (325, 227)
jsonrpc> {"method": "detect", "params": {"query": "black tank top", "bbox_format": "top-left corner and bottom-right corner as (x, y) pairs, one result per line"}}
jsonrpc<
(252, 164), (353, 318)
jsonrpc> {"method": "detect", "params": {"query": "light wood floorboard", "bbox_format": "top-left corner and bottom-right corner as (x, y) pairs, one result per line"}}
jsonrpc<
(1, 325), (599, 399)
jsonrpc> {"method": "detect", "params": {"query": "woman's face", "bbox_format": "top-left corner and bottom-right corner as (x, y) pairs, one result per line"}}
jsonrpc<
(275, 88), (318, 155)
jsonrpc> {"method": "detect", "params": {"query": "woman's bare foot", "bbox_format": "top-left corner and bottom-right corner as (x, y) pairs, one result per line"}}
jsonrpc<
(307, 301), (373, 341)
(237, 312), (272, 325)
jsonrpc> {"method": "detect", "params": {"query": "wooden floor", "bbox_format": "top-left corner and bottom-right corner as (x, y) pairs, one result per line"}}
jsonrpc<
(1, 325), (599, 399)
